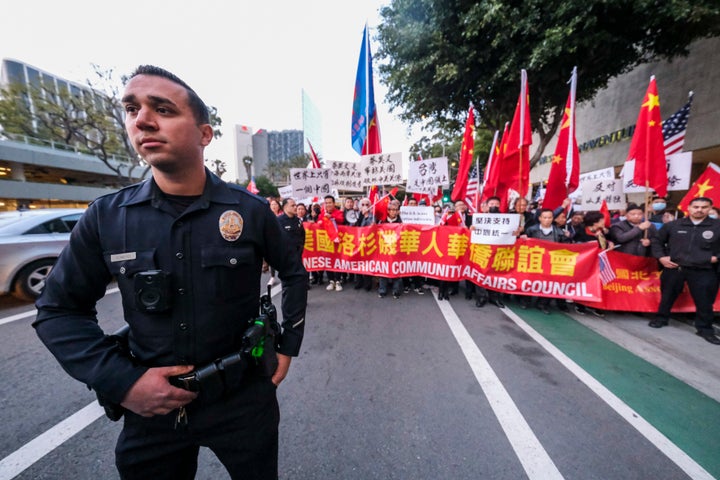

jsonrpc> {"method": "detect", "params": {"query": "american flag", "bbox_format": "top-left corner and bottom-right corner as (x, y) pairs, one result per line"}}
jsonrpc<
(662, 93), (693, 156)
(598, 250), (616, 286)
(465, 164), (480, 213)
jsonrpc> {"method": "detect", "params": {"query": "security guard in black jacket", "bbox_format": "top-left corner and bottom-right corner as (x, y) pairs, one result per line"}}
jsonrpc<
(650, 196), (720, 344)
(277, 198), (306, 257)
(33, 65), (307, 479)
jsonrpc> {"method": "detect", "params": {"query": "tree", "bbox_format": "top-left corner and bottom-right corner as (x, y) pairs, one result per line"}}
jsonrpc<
(0, 65), (223, 185)
(377, 0), (720, 168)
(266, 154), (314, 184)
(244, 175), (278, 198)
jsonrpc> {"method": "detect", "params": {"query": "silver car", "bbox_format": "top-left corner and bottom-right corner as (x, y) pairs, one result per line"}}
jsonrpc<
(0, 208), (85, 301)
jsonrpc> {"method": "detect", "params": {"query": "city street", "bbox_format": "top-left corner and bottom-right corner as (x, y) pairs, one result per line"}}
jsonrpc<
(0, 276), (718, 479)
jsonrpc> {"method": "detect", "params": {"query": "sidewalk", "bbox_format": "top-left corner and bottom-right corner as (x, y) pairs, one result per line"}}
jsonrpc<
(566, 308), (720, 404)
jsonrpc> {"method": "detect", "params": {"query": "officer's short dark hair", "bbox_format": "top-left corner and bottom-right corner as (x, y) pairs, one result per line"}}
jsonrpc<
(324, 195), (335, 202)
(281, 198), (296, 208)
(538, 208), (554, 216)
(690, 196), (713, 206)
(128, 65), (210, 125)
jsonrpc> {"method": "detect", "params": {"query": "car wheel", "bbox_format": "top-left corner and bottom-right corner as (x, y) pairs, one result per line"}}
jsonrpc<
(12, 259), (56, 301)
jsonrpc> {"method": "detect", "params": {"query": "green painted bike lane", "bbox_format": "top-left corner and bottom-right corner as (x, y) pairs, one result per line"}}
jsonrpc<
(508, 305), (720, 478)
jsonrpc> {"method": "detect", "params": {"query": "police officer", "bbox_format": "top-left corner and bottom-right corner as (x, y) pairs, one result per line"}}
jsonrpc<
(650, 196), (720, 344)
(33, 65), (308, 479)
(277, 197), (306, 264)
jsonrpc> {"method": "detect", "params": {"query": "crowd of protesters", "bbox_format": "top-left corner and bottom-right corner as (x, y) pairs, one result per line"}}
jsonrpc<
(262, 191), (720, 346)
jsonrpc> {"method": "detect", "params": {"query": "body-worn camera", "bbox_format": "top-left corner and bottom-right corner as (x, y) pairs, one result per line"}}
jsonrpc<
(134, 270), (171, 313)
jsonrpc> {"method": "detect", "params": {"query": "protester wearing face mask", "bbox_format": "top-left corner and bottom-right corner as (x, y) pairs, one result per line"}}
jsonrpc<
(649, 196), (668, 223)
(710, 207), (720, 220)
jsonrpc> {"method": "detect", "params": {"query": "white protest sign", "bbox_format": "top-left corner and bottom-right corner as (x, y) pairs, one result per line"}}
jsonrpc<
(470, 213), (520, 245)
(622, 152), (692, 193)
(328, 160), (364, 192)
(406, 157), (450, 194)
(399, 206), (435, 225)
(289, 168), (333, 199)
(568, 167), (615, 202)
(278, 185), (293, 199)
(580, 178), (627, 211)
(360, 152), (403, 186)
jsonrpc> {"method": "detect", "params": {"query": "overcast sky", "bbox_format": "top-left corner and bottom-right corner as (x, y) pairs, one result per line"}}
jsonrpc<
(0, 0), (420, 180)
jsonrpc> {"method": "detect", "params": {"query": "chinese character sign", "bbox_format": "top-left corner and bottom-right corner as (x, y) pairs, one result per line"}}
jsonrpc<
(580, 178), (627, 211)
(406, 157), (450, 194)
(359, 152), (403, 186)
(329, 160), (364, 192)
(290, 168), (333, 199)
(622, 152), (691, 193)
(569, 167), (616, 202)
(470, 214), (520, 245)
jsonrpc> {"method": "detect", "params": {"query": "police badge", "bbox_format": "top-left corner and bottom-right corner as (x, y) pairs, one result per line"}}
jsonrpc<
(219, 210), (243, 241)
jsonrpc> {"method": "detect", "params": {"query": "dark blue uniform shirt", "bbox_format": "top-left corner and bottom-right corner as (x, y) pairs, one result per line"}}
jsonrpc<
(34, 170), (307, 404)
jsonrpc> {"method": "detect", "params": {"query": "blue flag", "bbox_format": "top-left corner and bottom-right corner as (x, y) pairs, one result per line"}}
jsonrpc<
(351, 24), (381, 155)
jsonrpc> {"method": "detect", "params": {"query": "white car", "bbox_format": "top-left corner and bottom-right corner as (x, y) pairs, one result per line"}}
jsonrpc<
(0, 208), (85, 301)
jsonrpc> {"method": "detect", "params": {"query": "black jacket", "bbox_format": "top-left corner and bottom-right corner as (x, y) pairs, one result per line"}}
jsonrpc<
(34, 170), (307, 404)
(609, 220), (657, 257)
(651, 216), (720, 268)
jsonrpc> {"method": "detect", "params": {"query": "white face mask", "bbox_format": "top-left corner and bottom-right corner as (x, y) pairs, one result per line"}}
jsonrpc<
(618, 216), (626, 222)
(710, 214), (718, 220)
(653, 202), (666, 211)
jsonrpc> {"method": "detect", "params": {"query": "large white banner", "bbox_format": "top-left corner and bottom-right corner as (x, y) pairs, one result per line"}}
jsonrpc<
(406, 157), (450, 194)
(359, 152), (403, 186)
(470, 213), (520, 245)
(622, 152), (692, 193)
(328, 160), (364, 192)
(289, 168), (333, 199)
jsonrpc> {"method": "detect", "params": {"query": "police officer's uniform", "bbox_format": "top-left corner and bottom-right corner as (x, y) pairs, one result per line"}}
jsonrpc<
(650, 215), (720, 334)
(34, 169), (307, 479)
(277, 212), (305, 257)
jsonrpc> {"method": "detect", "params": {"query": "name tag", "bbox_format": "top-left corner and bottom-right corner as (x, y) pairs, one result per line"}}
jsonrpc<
(110, 252), (137, 262)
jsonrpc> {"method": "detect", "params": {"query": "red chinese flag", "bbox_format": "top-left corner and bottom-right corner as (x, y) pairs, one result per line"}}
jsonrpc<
(627, 76), (667, 197)
(677, 162), (720, 213)
(501, 70), (532, 197)
(600, 199), (611, 228)
(543, 68), (580, 211)
(318, 207), (339, 242)
(451, 105), (476, 202)
(368, 185), (379, 204)
(481, 124), (508, 209)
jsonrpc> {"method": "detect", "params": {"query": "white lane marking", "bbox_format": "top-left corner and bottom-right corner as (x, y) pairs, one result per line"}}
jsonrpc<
(0, 401), (105, 480)
(0, 284), (281, 478)
(0, 287), (120, 327)
(435, 297), (564, 479)
(503, 308), (714, 480)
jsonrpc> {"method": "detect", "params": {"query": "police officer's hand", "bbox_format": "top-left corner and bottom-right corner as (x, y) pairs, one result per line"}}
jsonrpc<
(659, 256), (679, 269)
(271, 353), (292, 386)
(121, 365), (198, 417)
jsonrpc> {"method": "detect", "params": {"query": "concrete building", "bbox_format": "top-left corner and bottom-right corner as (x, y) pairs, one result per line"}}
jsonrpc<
(530, 37), (720, 207)
(0, 59), (143, 211)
